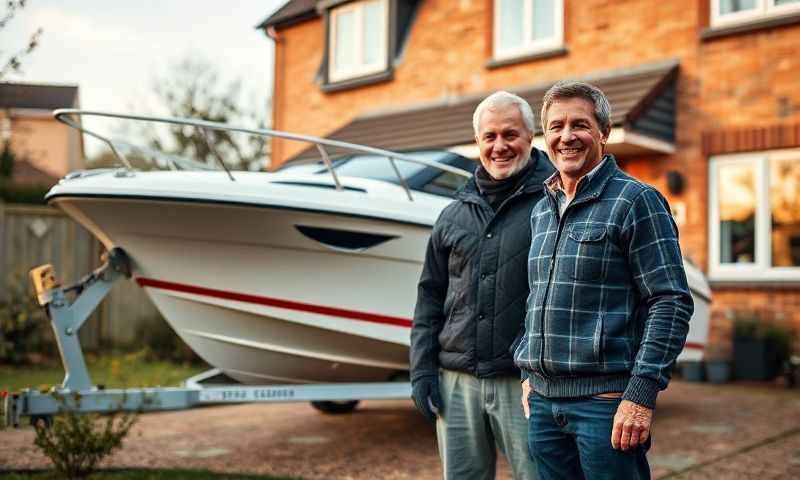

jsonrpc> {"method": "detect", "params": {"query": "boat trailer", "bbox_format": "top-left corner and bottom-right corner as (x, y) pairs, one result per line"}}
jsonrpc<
(3, 248), (412, 428)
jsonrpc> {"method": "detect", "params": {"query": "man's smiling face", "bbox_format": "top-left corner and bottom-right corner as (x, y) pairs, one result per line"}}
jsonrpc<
(475, 105), (533, 180)
(543, 97), (608, 181)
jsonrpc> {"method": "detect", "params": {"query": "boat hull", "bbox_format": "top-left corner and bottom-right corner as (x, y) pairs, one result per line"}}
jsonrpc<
(54, 196), (431, 384)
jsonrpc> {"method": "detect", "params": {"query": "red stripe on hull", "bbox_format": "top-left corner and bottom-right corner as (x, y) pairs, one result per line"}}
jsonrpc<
(136, 277), (413, 328)
(684, 341), (705, 351)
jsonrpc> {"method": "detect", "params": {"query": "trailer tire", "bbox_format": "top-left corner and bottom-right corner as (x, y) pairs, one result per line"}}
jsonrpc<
(310, 400), (359, 414)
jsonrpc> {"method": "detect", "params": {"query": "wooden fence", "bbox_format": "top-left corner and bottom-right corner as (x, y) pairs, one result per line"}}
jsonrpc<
(0, 202), (160, 349)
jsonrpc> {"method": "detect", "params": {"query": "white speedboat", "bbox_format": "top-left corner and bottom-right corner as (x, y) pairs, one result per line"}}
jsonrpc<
(46, 110), (711, 386)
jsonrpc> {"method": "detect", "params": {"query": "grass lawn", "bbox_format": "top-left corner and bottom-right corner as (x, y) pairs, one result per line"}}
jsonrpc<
(1, 351), (207, 424)
(1, 351), (207, 393)
(2, 469), (300, 479)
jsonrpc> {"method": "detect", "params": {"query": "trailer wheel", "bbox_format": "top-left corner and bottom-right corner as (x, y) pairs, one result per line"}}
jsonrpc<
(310, 400), (359, 414)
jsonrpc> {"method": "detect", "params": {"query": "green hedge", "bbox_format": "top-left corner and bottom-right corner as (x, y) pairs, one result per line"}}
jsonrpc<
(0, 181), (50, 204)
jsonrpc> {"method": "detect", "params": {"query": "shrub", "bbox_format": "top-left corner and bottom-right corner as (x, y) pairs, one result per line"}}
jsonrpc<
(0, 181), (50, 204)
(0, 275), (54, 364)
(0, 141), (14, 178)
(732, 310), (796, 364)
(33, 401), (137, 480)
(135, 315), (202, 364)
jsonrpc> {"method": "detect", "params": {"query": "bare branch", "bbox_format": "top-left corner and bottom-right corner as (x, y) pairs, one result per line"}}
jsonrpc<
(0, 27), (42, 79)
(0, 1), (28, 30)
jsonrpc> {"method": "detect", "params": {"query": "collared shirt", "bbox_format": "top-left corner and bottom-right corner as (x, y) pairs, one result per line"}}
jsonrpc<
(545, 158), (607, 217)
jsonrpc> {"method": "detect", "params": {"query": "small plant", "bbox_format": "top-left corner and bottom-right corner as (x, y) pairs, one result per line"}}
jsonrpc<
(763, 323), (796, 360)
(33, 399), (138, 480)
(732, 310), (762, 339)
(731, 309), (797, 381)
(732, 311), (796, 351)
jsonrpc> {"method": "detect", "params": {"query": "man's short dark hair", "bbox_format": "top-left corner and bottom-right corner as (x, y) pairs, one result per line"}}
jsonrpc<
(541, 81), (612, 134)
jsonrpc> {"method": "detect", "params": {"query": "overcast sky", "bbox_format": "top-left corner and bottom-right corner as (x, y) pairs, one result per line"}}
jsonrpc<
(1, 0), (286, 156)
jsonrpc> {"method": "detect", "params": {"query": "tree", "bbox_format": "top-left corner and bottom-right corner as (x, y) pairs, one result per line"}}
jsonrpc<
(141, 57), (270, 171)
(0, 0), (43, 80)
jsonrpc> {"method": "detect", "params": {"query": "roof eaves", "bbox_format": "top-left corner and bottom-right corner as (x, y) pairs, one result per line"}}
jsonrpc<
(622, 64), (679, 126)
(286, 59), (681, 162)
(255, 0), (318, 30)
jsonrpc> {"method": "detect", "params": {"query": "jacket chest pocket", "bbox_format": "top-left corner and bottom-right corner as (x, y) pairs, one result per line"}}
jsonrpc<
(560, 225), (609, 282)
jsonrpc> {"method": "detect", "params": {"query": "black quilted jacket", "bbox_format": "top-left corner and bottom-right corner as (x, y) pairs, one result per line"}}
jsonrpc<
(410, 150), (554, 381)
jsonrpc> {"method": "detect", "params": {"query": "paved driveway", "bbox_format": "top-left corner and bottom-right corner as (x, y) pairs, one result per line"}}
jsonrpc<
(2, 381), (799, 479)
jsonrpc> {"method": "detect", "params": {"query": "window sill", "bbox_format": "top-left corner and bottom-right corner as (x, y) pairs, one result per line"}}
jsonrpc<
(486, 46), (568, 70)
(321, 70), (394, 94)
(709, 279), (800, 289)
(701, 12), (800, 40)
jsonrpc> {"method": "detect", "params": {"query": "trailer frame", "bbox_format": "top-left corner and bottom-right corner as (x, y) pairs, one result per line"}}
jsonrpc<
(3, 248), (411, 428)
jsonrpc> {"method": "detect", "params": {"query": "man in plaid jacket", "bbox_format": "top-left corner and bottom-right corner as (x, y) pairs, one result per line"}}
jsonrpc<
(514, 81), (693, 479)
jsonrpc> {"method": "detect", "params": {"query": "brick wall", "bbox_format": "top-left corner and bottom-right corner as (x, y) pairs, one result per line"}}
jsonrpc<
(269, 0), (800, 353)
(271, 0), (705, 167)
(4, 115), (83, 178)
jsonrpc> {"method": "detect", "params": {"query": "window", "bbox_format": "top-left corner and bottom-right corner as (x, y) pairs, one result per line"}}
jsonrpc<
(709, 149), (800, 281)
(711, 0), (800, 28)
(328, 0), (389, 83)
(494, 0), (563, 60)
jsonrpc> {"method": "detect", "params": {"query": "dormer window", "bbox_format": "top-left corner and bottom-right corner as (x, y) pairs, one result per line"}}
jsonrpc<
(328, 0), (389, 83)
(710, 0), (800, 28)
(493, 0), (563, 61)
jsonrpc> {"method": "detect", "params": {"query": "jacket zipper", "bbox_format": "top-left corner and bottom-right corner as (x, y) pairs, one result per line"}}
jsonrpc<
(471, 185), (533, 376)
(537, 197), (566, 378)
(537, 188), (598, 378)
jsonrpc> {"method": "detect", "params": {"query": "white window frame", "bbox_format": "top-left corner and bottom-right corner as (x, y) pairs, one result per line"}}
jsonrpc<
(709, 148), (800, 282)
(493, 0), (564, 61)
(710, 0), (800, 28)
(328, 0), (389, 83)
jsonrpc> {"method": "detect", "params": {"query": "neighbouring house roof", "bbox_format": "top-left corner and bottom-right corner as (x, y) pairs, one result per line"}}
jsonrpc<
(289, 59), (680, 162)
(0, 82), (79, 110)
(256, 0), (317, 29)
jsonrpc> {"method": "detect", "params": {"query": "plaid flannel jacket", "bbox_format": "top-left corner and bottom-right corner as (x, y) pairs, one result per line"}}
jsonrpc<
(514, 156), (693, 408)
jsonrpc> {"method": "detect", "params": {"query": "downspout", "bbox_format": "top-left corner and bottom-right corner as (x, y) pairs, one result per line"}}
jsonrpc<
(264, 25), (282, 171)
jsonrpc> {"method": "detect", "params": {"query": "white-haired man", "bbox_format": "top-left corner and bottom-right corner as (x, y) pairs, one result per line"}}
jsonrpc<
(410, 91), (554, 479)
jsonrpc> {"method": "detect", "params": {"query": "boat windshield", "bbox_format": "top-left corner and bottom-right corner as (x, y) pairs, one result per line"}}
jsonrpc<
(331, 151), (449, 182)
(281, 150), (456, 183)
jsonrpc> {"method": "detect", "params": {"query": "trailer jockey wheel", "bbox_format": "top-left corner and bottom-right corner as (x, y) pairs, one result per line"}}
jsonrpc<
(310, 400), (359, 414)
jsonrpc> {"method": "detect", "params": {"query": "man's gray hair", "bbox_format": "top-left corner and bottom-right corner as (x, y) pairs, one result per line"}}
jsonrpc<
(472, 91), (535, 136)
(540, 81), (612, 134)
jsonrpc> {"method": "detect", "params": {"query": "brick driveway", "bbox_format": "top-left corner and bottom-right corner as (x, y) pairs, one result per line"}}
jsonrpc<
(2, 381), (799, 479)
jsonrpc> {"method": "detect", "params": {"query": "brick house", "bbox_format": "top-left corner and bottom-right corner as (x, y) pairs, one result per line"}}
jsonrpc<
(0, 82), (84, 185)
(258, 0), (800, 352)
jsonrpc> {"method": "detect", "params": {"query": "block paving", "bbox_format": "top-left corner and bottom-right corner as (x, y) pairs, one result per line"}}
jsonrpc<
(1, 380), (799, 479)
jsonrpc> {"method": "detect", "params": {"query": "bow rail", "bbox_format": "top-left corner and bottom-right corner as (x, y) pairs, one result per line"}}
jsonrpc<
(54, 109), (473, 202)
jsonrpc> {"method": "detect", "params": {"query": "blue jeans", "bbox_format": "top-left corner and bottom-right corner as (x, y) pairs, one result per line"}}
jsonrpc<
(528, 393), (650, 480)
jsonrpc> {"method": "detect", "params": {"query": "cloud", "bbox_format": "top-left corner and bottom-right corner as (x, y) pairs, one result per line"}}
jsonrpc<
(24, 6), (143, 54)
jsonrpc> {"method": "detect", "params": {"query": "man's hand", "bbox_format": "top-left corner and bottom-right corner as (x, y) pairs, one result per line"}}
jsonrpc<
(411, 376), (442, 422)
(521, 378), (531, 419)
(611, 399), (652, 450)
